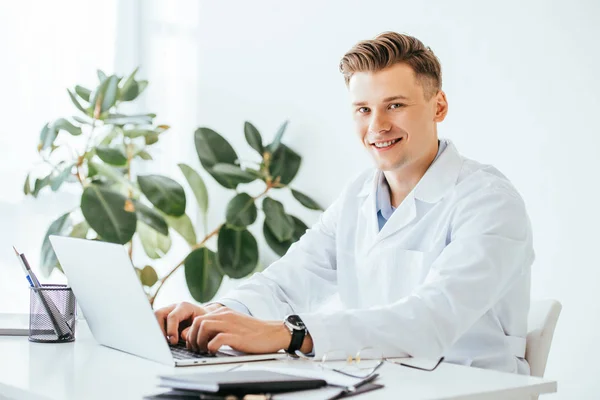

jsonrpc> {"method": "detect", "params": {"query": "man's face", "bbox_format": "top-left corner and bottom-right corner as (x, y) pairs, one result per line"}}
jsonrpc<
(349, 63), (447, 172)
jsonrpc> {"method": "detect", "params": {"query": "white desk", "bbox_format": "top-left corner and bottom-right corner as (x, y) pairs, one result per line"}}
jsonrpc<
(0, 323), (556, 400)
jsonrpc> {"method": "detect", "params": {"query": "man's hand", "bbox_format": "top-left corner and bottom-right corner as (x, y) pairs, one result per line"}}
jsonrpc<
(184, 307), (313, 355)
(154, 302), (224, 345)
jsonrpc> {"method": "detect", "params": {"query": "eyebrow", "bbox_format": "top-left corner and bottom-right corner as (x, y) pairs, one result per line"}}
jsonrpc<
(352, 95), (410, 106)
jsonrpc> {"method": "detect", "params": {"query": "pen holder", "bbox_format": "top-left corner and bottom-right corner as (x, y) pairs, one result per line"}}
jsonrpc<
(29, 284), (77, 343)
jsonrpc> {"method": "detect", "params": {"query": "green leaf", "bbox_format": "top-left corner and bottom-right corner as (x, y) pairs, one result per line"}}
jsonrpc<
(145, 132), (160, 145)
(133, 200), (169, 236)
(217, 227), (259, 279)
(32, 175), (51, 197)
(119, 67), (139, 101)
(194, 127), (239, 189)
(211, 164), (257, 185)
(178, 163), (208, 216)
(97, 69), (107, 81)
(69, 220), (89, 239)
(38, 123), (57, 151)
(194, 127), (238, 167)
(137, 221), (171, 259)
(137, 80), (148, 95)
(23, 174), (31, 195)
(140, 265), (159, 287)
(291, 189), (323, 211)
(267, 120), (289, 153)
(72, 115), (92, 124)
(67, 89), (88, 114)
(87, 162), (98, 178)
(99, 127), (120, 146)
(164, 213), (197, 245)
(74, 85), (91, 102)
(262, 197), (294, 241)
(226, 193), (257, 229)
(101, 75), (119, 113)
(89, 160), (133, 191)
(51, 163), (75, 191)
(136, 150), (153, 160)
(40, 213), (72, 277)
(263, 215), (308, 257)
(269, 144), (301, 186)
(96, 146), (128, 166)
(104, 113), (154, 125)
(244, 121), (263, 155)
(81, 185), (137, 244)
(123, 128), (154, 138)
(53, 118), (82, 136)
(185, 247), (223, 302)
(89, 77), (110, 116)
(138, 175), (186, 216)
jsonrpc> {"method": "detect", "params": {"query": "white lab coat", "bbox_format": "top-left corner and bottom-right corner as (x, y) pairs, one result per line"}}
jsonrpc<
(219, 139), (533, 374)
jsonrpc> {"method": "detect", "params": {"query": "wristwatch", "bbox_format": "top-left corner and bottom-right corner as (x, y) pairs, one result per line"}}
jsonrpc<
(283, 314), (307, 354)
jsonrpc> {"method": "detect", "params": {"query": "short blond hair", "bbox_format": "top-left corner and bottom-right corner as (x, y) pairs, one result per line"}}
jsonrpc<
(340, 32), (442, 99)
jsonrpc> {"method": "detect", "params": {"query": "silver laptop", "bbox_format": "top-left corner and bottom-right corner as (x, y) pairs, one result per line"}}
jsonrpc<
(49, 236), (286, 367)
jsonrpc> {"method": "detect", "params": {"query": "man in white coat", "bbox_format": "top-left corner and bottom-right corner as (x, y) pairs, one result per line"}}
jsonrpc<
(155, 31), (534, 374)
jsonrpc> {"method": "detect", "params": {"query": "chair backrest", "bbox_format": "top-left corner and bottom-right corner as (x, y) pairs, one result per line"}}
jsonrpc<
(525, 299), (562, 377)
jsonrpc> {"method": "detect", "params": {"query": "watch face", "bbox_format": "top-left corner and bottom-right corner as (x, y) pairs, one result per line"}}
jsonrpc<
(286, 314), (306, 330)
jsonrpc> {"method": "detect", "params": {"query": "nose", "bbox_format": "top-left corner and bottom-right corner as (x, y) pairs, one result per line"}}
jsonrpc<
(368, 111), (392, 135)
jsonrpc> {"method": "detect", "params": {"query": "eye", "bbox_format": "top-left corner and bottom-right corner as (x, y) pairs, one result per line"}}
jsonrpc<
(357, 107), (370, 114)
(389, 103), (405, 109)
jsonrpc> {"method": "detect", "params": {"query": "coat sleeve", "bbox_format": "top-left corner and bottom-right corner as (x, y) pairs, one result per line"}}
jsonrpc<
(298, 187), (535, 359)
(215, 194), (342, 321)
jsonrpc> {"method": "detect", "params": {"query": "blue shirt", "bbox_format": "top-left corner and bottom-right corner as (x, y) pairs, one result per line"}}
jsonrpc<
(376, 140), (447, 231)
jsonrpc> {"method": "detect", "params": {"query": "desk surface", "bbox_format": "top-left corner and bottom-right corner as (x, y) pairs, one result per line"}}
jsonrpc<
(0, 323), (556, 400)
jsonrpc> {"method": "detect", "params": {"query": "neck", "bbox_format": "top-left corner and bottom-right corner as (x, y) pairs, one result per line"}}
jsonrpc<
(384, 141), (439, 207)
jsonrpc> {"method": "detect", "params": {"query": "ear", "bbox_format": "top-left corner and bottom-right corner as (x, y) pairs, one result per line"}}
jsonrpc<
(433, 90), (448, 123)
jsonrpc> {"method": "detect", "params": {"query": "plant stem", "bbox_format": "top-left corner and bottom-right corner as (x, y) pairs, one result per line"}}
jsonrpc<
(149, 223), (225, 307)
(75, 119), (97, 187)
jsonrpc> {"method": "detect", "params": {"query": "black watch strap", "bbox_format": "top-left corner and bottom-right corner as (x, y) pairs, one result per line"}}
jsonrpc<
(284, 315), (307, 354)
(287, 327), (306, 354)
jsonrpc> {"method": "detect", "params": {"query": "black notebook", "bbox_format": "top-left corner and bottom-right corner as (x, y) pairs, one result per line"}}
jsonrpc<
(158, 370), (327, 395)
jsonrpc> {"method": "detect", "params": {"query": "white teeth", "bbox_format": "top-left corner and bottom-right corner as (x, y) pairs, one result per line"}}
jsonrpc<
(374, 138), (399, 148)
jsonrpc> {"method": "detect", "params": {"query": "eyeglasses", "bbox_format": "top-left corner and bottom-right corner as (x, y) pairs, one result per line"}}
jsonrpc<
(294, 347), (444, 378)
(296, 347), (384, 379)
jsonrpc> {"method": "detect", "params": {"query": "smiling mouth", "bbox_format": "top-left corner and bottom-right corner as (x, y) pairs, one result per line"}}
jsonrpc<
(370, 137), (403, 150)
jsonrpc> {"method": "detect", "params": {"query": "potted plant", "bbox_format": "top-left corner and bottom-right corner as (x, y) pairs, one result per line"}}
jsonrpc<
(24, 68), (323, 306)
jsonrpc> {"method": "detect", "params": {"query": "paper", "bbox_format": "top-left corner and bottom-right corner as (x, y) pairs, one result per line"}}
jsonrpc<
(235, 363), (363, 387)
(0, 313), (29, 336)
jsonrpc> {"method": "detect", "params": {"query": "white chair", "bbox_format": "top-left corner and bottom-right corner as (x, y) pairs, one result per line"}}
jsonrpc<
(525, 299), (562, 381)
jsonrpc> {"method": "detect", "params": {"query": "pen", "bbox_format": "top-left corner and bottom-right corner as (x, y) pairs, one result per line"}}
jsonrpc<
(327, 373), (380, 400)
(13, 246), (41, 288)
(13, 246), (73, 340)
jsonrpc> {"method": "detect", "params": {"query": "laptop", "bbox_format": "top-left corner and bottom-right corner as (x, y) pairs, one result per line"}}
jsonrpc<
(49, 236), (287, 367)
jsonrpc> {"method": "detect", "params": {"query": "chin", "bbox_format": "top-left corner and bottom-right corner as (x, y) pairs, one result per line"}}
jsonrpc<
(374, 157), (408, 172)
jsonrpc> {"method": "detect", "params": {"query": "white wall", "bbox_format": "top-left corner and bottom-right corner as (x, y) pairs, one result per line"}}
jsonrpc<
(137, 1), (599, 397)
(0, 0), (118, 312)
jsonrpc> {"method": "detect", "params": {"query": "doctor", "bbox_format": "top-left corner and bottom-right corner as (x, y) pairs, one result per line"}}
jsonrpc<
(155, 31), (534, 374)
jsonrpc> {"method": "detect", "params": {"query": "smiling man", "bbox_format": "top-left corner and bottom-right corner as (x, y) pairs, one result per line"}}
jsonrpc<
(155, 32), (534, 374)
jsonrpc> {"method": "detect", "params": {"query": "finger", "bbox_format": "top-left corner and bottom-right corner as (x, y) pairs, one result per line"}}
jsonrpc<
(207, 333), (235, 354)
(186, 316), (203, 351)
(166, 303), (193, 345)
(181, 327), (190, 342)
(154, 304), (176, 338)
(196, 320), (227, 352)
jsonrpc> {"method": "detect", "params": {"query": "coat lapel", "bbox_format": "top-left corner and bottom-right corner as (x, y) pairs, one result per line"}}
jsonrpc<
(366, 140), (464, 248)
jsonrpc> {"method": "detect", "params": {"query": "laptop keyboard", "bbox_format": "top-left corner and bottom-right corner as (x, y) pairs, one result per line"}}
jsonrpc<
(169, 341), (216, 360)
